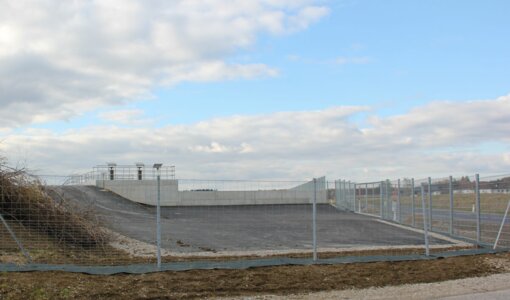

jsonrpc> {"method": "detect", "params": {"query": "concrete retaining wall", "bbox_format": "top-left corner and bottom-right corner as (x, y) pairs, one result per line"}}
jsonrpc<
(98, 180), (179, 206)
(97, 177), (327, 206)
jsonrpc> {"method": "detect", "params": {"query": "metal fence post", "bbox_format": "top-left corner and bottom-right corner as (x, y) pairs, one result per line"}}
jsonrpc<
(354, 183), (358, 212)
(365, 183), (368, 213)
(428, 177), (432, 230)
(421, 184), (430, 256)
(341, 180), (345, 209)
(313, 178), (317, 261)
(475, 173), (481, 243)
(386, 179), (391, 220)
(156, 167), (162, 270)
(397, 179), (401, 223)
(342, 180), (349, 210)
(411, 178), (415, 227)
(449, 176), (454, 235)
(347, 181), (352, 211)
(337, 179), (342, 208)
(335, 180), (339, 208)
(380, 181), (384, 218)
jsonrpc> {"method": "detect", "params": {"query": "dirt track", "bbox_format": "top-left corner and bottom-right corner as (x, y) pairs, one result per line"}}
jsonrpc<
(2, 252), (509, 299)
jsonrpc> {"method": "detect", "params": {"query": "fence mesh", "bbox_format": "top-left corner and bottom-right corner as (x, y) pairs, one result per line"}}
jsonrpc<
(479, 174), (510, 247)
(1, 169), (509, 272)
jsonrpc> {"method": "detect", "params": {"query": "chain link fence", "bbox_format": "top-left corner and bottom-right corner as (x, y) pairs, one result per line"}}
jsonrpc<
(1, 168), (509, 272)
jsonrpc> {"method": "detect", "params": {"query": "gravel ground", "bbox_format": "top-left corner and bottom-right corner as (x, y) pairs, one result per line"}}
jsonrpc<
(219, 258), (510, 300)
(219, 273), (510, 299)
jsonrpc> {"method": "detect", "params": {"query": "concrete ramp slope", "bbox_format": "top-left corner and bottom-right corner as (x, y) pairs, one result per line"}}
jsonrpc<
(50, 185), (154, 216)
(48, 186), (458, 254)
(49, 185), (159, 246)
(96, 177), (328, 206)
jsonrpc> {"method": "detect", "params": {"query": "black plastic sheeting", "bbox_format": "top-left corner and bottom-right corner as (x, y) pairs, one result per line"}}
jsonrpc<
(0, 248), (505, 275)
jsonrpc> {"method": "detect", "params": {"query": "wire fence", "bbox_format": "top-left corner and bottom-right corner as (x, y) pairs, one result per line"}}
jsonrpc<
(1, 170), (509, 272)
(335, 174), (510, 249)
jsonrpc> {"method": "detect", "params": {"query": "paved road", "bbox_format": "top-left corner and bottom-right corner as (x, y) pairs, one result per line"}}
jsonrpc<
(52, 185), (452, 253)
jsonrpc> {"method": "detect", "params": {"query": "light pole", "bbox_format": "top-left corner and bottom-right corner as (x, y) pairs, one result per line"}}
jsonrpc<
(153, 163), (162, 270)
(107, 162), (116, 180)
(136, 163), (144, 180)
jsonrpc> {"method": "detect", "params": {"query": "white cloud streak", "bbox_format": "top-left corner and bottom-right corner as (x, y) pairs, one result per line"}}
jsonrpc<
(0, 0), (328, 127)
(1, 95), (510, 180)
(334, 56), (371, 65)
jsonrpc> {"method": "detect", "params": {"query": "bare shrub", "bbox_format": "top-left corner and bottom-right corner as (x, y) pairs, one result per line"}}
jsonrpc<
(0, 158), (109, 248)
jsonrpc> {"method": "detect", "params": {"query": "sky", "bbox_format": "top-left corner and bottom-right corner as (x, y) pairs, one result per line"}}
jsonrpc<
(0, 0), (509, 181)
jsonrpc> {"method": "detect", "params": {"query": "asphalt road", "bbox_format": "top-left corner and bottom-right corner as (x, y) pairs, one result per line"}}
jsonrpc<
(52, 185), (452, 253)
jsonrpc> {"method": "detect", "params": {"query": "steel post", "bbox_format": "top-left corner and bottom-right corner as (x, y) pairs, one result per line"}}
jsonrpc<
(313, 178), (317, 261)
(428, 177), (432, 230)
(475, 174), (481, 243)
(386, 180), (391, 220)
(421, 185), (430, 256)
(335, 180), (339, 208)
(156, 172), (162, 270)
(449, 175), (454, 235)
(346, 181), (350, 210)
(411, 178), (415, 227)
(397, 179), (401, 223)
(365, 183), (368, 213)
(340, 180), (345, 209)
(354, 183), (358, 212)
(380, 181), (384, 218)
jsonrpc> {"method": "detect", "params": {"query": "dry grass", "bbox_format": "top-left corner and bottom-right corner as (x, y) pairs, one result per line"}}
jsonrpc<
(0, 159), (109, 250)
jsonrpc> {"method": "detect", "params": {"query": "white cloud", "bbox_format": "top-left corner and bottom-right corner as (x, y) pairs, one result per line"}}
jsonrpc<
(287, 6), (330, 32)
(334, 56), (371, 65)
(2, 95), (510, 180)
(190, 142), (234, 154)
(364, 94), (510, 147)
(98, 109), (151, 126)
(0, 0), (328, 127)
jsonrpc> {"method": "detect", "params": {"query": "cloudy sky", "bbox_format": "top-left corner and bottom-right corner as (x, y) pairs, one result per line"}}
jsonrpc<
(1, 0), (509, 181)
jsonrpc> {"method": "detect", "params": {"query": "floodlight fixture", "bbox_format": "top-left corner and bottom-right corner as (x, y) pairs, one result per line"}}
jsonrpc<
(136, 163), (145, 180)
(107, 162), (116, 180)
(153, 163), (163, 169)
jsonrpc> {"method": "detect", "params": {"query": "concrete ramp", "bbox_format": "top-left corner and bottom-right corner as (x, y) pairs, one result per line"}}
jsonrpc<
(49, 185), (456, 254)
(95, 177), (328, 206)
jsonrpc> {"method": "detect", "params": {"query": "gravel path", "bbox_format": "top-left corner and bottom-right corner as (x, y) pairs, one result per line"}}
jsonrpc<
(220, 272), (510, 299)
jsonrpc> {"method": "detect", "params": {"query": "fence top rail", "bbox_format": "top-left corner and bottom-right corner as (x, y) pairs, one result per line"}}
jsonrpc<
(336, 180), (384, 185)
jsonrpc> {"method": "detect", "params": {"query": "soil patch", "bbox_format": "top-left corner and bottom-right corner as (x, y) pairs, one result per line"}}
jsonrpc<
(2, 252), (509, 299)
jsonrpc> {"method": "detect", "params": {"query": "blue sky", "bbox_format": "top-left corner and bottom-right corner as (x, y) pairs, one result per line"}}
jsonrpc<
(1, 0), (509, 180)
(146, 0), (510, 123)
(24, 0), (510, 129)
